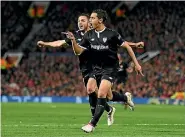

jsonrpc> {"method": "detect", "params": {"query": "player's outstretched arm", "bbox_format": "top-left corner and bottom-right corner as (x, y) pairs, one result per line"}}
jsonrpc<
(66, 32), (85, 55)
(125, 41), (144, 48)
(121, 42), (144, 76)
(37, 40), (66, 47)
(71, 39), (85, 55)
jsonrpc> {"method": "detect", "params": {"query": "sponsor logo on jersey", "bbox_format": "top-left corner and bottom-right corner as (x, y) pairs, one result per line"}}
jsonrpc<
(90, 44), (109, 50)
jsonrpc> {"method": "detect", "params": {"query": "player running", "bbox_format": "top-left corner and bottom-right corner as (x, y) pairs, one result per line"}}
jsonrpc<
(66, 9), (144, 132)
(37, 12), (144, 129)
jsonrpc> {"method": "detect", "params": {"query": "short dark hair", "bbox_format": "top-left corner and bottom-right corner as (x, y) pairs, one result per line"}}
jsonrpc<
(78, 13), (90, 19)
(92, 9), (108, 23)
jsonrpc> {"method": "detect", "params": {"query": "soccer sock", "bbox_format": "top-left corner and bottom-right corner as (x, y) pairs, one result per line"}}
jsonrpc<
(90, 98), (106, 126)
(88, 92), (97, 117)
(88, 92), (97, 116)
(111, 91), (127, 102)
(104, 102), (112, 114)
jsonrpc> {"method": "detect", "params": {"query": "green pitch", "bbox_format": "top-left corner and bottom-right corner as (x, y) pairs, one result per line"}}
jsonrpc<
(1, 103), (185, 137)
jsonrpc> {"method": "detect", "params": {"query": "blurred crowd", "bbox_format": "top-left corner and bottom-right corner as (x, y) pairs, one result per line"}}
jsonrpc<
(1, 1), (33, 55)
(1, 54), (88, 97)
(1, 1), (185, 98)
(116, 2), (185, 52)
(1, 44), (185, 98)
(1, 1), (185, 53)
(121, 45), (185, 99)
(25, 1), (117, 53)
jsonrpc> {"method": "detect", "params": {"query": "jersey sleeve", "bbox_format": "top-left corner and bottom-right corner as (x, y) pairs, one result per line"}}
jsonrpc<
(123, 62), (129, 69)
(64, 32), (80, 46)
(113, 31), (125, 47)
(65, 38), (72, 46)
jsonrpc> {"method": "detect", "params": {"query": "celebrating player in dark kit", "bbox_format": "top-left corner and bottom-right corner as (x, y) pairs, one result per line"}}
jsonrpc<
(67, 9), (144, 133)
(37, 13), (143, 127)
(37, 13), (114, 121)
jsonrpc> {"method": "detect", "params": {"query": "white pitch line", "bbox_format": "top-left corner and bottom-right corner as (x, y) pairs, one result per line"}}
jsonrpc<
(2, 124), (185, 127)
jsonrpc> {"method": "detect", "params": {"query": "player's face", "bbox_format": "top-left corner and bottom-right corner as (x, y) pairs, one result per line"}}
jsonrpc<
(90, 13), (100, 29)
(78, 16), (89, 31)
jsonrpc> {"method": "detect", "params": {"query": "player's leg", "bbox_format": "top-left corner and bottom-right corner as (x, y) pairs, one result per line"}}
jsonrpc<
(111, 90), (133, 110)
(86, 77), (98, 119)
(86, 74), (115, 122)
(82, 78), (113, 132)
(87, 74), (114, 123)
(124, 102), (128, 110)
(93, 74), (116, 126)
(109, 79), (134, 110)
(94, 75), (113, 117)
(107, 82), (127, 103)
(124, 92), (134, 111)
(107, 88), (132, 110)
(106, 89), (113, 100)
(81, 72), (116, 132)
(104, 88), (117, 126)
(84, 79), (112, 131)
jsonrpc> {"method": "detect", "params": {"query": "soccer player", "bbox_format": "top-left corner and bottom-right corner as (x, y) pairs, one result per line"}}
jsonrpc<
(38, 12), (144, 128)
(114, 54), (134, 109)
(66, 9), (144, 133)
(37, 13), (117, 126)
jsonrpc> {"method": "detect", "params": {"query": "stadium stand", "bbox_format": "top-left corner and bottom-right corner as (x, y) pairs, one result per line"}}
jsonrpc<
(1, 1), (185, 98)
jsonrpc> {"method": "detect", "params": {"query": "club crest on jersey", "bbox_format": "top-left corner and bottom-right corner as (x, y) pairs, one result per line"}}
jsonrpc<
(103, 37), (107, 43)
(91, 38), (95, 41)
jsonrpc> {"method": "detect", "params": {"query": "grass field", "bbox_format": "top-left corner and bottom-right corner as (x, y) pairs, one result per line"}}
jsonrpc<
(1, 103), (185, 137)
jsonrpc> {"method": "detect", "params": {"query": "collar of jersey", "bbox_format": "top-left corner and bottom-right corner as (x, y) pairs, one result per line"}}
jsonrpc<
(76, 30), (85, 35)
(95, 27), (106, 33)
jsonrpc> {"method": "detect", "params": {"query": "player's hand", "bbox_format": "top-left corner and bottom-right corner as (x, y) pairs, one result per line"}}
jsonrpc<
(64, 32), (75, 40)
(135, 64), (144, 76)
(37, 41), (45, 47)
(136, 42), (144, 48)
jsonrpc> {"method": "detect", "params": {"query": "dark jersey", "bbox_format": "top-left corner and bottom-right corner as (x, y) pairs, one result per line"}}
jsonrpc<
(117, 62), (128, 78)
(79, 28), (125, 68)
(116, 61), (129, 84)
(65, 30), (92, 76)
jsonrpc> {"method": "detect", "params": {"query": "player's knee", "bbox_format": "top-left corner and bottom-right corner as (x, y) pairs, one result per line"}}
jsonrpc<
(87, 86), (96, 94)
(87, 78), (97, 94)
(98, 80), (112, 98)
(97, 88), (108, 98)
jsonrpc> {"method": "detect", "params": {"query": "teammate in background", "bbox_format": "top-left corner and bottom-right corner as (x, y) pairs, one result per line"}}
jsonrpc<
(114, 54), (135, 109)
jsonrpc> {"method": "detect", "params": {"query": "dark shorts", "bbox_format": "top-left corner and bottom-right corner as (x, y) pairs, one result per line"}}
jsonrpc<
(91, 66), (117, 88)
(81, 69), (93, 87)
(115, 75), (128, 85)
